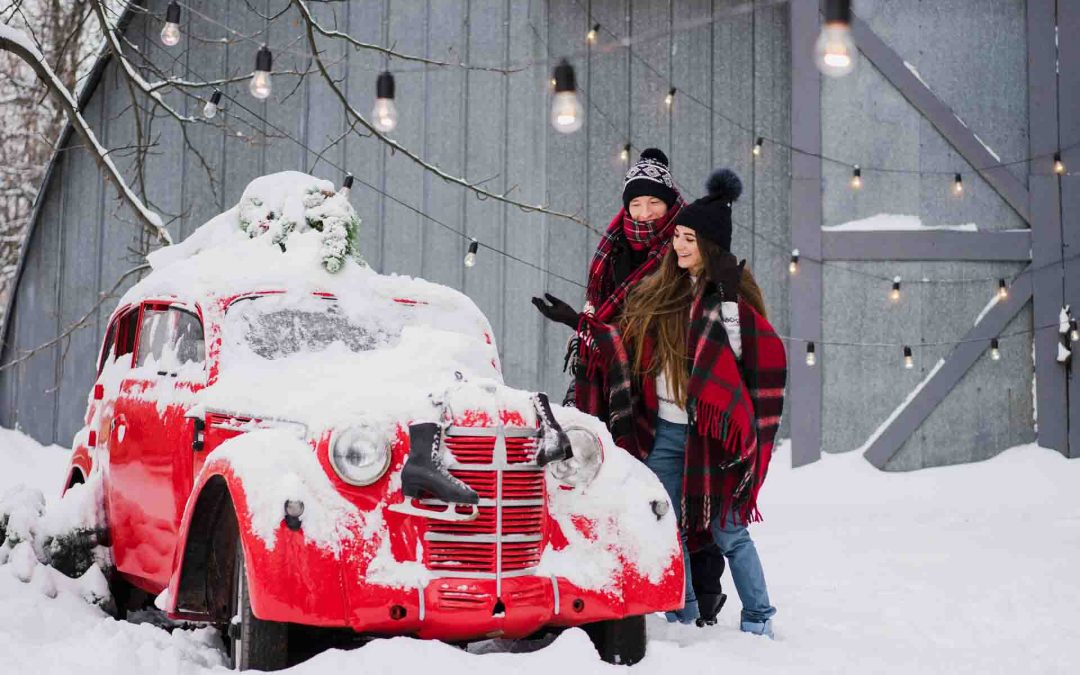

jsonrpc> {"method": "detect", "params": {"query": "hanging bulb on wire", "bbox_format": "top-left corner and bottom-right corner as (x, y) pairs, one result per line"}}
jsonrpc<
(998, 279), (1008, 301)
(903, 345), (914, 369)
(1054, 152), (1066, 175)
(550, 59), (584, 134)
(789, 249), (800, 275)
(464, 239), (479, 268)
(1071, 319), (1079, 343)
(805, 342), (816, 367)
(850, 165), (862, 190)
(372, 71), (398, 133)
(249, 45), (273, 99)
(161, 2), (182, 47)
(340, 174), (354, 200)
(587, 23), (600, 43)
(665, 87), (677, 107)
(753, 137), (763, 157)
(620, 143), (631, 163)
(953, 173), (964, 196)
(814, 0), (856, 78)
(202, 90), (222, 119)
(890, 276), (902, 302)
(990, 338), (1001, 361)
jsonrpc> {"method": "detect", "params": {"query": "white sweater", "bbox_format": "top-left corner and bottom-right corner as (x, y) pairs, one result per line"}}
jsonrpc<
(656, 298), (741, 423)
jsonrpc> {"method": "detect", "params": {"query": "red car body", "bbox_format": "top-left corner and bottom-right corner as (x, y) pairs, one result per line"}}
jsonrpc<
(63, 277), (683, 645)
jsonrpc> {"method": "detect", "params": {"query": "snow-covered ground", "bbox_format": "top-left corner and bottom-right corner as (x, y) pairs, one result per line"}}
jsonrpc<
(1, 426), (1077, 674)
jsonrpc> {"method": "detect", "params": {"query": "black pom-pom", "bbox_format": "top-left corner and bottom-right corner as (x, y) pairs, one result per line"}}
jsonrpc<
(639, 147), (669, 166)
(705, 168), (742, 203)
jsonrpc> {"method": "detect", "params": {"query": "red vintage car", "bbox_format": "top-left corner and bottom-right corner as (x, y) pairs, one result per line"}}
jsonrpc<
(61, 222), (683, 670)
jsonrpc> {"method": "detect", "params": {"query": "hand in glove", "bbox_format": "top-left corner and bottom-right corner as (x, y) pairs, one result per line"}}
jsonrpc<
(714, 253), (746, 302)
(531, 293), (581, 329)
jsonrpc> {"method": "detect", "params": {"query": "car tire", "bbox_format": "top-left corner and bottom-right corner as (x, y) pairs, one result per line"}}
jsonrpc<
(228, 538), (288, 671)
(582, 614), (647, 666)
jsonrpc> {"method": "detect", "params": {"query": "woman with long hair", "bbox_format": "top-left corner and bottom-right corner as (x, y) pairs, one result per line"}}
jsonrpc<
(579, 168), (787, 635)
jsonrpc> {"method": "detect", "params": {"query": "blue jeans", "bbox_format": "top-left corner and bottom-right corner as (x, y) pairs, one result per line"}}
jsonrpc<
(646, 419), (776, 625)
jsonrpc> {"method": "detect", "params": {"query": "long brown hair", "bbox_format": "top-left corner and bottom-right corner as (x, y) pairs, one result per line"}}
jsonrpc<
(620, 239), (768, 407)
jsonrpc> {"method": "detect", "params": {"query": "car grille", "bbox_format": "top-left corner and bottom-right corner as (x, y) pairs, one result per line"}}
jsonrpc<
(423, 428), (546, 580)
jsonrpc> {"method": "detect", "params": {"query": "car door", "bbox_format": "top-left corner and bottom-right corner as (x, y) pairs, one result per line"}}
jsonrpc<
(108, 301), (207, 592)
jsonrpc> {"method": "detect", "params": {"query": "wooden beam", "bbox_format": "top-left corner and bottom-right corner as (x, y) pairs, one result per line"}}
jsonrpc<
(1026, 0), (1069, 454)
(822, 230), (1031, 261)
(1057, 0), (1080, 458)
(864, 266), (1034, 468)
(789, 0), (823, 467)
(848, 14), (1030, 224)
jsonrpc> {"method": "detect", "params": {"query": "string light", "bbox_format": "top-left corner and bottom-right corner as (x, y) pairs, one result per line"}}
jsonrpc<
(202, 90), (222, 119)
(753, 137), (763, 157)
(953, 173), (963, 196)
(1054, 152), (1066, 175)
(990, 338), (1001, 361)
(998, 279), (1008, 300)
(890, 276), (902, 302)
(551, 59), (584, 134)
(249, 45), (273, 99)
(464, 239), (479, 268)
(160, 1), (181, 47)
(620, 143), (631, 163)
(339, 174), (354, 200)
(850, 165), (862, 190)
(665, 87), (677, 106)
(815, 0), (856, 78)
(373, 71), (398, 133)
(1071, 319), (1079, 343)
(805, 341), (816, 366)
(903, 345), (914, 369)
(789, 249), (800, 275)
(587, 23), (600, 43)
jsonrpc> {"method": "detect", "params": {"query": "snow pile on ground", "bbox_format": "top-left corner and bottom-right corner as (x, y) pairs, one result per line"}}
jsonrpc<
(2, 426), (1078, 673)
(821, 213), (978, 232)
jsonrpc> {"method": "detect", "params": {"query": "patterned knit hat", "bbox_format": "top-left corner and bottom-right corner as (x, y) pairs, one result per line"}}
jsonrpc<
(622, 148), (678, 210)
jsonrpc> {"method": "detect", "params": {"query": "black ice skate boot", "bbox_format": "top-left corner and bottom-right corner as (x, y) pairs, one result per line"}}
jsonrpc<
(532, 392), (572, 466)
(692, 543), (728, 627)
(390, 422), (479, 521)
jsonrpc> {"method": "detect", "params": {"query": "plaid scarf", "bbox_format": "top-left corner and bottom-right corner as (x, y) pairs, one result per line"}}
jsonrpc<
(622, 216), (655, 251)
(579, 288), (787, 534)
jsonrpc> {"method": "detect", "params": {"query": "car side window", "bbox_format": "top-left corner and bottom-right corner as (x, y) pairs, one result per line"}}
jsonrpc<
(97, 321), (117, 375)
(115, 309), (139, 359)
(135, 307), (171, 368)
(172, 308), (205, 367)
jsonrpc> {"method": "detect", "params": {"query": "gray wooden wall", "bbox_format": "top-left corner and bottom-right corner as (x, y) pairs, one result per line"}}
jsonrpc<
(0, 0), (1045, 471)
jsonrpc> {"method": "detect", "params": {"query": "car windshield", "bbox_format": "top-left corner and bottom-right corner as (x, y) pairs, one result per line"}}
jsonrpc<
(225, 293), (400, 360)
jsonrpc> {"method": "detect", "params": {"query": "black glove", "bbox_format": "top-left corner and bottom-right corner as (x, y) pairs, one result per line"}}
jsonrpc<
(531, 293), (581, 329)
(714, 254), (745, 302)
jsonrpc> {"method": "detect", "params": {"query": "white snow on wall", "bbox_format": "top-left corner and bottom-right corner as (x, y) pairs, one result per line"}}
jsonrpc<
(821, 213), (978, 232)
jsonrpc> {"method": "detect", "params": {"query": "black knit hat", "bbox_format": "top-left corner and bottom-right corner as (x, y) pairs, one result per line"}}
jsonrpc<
(675, 168), (742, 252)
(622, 148), (678, 210)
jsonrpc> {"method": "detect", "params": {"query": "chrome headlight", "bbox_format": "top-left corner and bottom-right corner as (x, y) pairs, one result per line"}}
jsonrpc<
(329, 427), (391, 486)
(549, 426), (603, 487)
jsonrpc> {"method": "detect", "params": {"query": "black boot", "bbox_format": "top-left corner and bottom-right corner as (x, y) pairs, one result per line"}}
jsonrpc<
(532, 393), (572, 466)
(691, 543), (728, 626)
(399, 422), (479, 505)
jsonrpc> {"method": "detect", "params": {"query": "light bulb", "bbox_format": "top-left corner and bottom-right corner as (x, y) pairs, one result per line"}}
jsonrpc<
(753, 137), (763, 157)
(1071, 320), (1079, 343)
(805, 342), (816, 367)
(953, 173), (963, 195)
(789, 249), (800, 275)
(665, 88), (676, 106)
(373, 71), (398, 132)
(850, 166), (862, 190)
(890, 277), (902, 302)
(161, 2), (181, 47)
(998, 279), (1008, 300)
(903, 346), (914, 369)
(587, 24), (599, 43)
(990, 338), (1000, 361)
(464, 240), (479, 268)
(551, 60), (584, 134)
(551, 91), (584, 133)
(620, 144), (631, 162)
(814, 23), (856, 78)
(250, 45), (273, 99)
(1054, 152), (1066, 175)
(202, 90), (222, 119)
(340, 174), (354, 200)
(372, 98), (398, 132)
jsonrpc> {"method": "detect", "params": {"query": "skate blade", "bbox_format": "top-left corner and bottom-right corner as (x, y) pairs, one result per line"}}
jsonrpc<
(388, 498), (479, 522)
